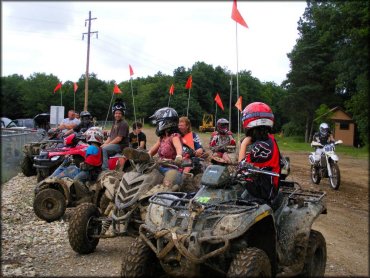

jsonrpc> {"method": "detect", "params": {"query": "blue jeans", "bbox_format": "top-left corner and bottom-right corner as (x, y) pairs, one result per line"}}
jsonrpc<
(102, 144), (121, 170)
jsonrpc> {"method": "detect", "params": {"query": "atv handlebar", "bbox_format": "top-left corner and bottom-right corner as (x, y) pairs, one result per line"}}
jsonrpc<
(236, 161), (280, 178)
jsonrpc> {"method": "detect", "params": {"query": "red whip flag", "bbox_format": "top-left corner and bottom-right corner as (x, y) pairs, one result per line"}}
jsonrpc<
(231, 0), (248, 28)
(169, 84), (175, 95)
(129, 64), (134, 76)
(214, 93), (224, 111)
(73, 82), (78, 94)
(113, 84), (122, 94)
(185, 75), (192, 89)
(235, 96), (243, 112)
(53, 82), (62, 93)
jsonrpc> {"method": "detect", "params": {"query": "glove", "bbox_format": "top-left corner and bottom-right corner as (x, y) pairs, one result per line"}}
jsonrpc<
(174, 155), (183, 165)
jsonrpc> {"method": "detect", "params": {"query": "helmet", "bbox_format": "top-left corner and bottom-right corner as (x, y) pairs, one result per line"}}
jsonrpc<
(150, 107), (179, 136)
(112, 99), (126, 115)
(85, 127), (104, 145)
(241, 102), (274, 130)
(80, 111), (92, 120)
(319, 123), (330, 137)
(216, 118), (229, 134)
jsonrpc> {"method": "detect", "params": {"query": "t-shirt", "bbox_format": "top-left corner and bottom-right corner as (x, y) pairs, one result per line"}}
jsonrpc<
(109, 119), (129, 150)
(129, 131), (147, 149)
(60, 118), (80, 132)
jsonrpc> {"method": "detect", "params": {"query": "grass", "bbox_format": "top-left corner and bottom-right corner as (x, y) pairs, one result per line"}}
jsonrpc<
(276, 136), (368, 158)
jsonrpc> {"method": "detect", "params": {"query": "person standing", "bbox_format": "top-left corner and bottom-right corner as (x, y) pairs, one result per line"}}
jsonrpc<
(100, 99), (129, 170)
(129, 122), (147, 149)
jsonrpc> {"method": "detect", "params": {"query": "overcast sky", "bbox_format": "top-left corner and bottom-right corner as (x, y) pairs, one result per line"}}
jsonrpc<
(2, 1), (307, 85)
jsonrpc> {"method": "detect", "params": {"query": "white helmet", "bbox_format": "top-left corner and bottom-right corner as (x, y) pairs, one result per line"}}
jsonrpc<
(85, 127), (104, 145)
(319, 123), (330, 137)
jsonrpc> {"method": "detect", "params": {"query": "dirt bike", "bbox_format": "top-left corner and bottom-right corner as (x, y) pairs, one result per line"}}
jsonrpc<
(33, 132), (88, 182)
(309, 139), (343, 190)
(33, 154), (126, 222)
(121, 163), (327, 277)
(67, 148), (203, 255)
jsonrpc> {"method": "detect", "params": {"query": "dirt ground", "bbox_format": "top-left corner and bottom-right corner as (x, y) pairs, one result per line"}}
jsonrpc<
(1, 127), (368, 277)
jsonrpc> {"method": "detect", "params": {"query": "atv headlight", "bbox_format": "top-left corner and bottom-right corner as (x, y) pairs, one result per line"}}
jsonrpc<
(213, 215), (243, 236)
(51, 156), (60, 161)
(147, 203), (165, 227)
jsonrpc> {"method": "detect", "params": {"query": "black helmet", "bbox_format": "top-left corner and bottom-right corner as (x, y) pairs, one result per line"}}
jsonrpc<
(112, 98), (126, 115)
(80, 111), (92, 119)
(150, 107), (179, 136)
(216, 118), (229, 134)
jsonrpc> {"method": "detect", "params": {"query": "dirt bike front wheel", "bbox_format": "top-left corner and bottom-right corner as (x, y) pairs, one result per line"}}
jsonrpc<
(329, 162), (340, 190)
(310, 165), (321, 185)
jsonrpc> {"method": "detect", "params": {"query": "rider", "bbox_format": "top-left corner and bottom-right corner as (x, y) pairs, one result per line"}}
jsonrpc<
(101, 99), (129, 170)
(209, 118), (236, 163)
(73, 127), (104, 203)
(238, 102), (281, 203)
(312, 122), (335, 165)
(64, 111), (94, 136)
(178, 116), (204, 157)
(148, 107), (183, 190)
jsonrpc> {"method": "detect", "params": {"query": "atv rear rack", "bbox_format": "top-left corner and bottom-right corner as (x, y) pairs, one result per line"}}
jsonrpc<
(149, 192), (260, 214)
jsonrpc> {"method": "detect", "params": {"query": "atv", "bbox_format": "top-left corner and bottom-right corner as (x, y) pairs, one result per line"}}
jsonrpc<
(121, 163), (327, 277)
(33, 132), (88, 182)
(67, 148), (203, 255)
(33, 154), (127, 222)
(21, 127), (64, 177)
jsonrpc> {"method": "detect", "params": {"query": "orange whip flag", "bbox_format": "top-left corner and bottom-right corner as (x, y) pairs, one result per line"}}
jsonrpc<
(235, 96), (242, 112)
(214, 93), (224, 111)
(185, 75), (192, 89)
(73, 82), (78, 94)
(113, 84), (122, 94)
(129, 64), (134, 76)
(169, 84), (175, 95)
(231, 0), (248, 28)
(53, 82), (62, 93)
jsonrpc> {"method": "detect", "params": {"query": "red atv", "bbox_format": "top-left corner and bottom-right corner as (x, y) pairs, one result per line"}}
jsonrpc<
(33, 132), (88, 182)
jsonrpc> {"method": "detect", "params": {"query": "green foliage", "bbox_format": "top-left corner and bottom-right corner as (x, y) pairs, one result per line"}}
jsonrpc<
(314, 104), (333, 125)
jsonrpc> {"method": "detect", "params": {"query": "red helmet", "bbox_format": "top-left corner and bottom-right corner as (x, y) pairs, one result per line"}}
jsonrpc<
(242, 102), (274, 130)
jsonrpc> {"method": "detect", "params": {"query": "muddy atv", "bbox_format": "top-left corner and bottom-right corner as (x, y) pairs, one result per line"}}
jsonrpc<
(121, 163), (327, 277)
(21, 129), (64, 177)
(33, 155), (125, 222)
(68, 148), (203, 255)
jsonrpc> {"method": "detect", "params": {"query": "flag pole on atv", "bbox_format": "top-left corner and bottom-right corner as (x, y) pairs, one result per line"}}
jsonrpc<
(129, 65), (139, 147)
(168, 84), (174, 107)
(185, 75), (192, 117)
(231, 0), (248, 148)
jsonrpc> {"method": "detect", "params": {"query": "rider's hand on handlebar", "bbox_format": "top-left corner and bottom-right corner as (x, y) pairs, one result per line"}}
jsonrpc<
(174, 155), (183, 166)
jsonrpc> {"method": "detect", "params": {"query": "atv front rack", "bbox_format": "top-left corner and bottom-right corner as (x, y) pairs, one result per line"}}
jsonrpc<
(149, 192), (260, 215)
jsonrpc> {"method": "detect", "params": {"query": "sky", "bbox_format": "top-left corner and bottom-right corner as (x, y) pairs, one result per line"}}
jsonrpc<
(2, 1), (307, 85)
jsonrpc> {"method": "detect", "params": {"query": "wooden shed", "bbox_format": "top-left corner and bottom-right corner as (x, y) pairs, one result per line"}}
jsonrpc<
(329, 107), (355, 146)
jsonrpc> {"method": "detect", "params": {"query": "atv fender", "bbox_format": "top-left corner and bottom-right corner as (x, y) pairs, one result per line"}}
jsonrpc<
(275, 199), (326, 273)
(98, 171), (121, 201)
(35, 177), (74, 205)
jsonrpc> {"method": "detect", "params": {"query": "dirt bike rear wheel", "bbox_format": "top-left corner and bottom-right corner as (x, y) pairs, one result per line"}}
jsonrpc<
(310, 165), (321, 184)
(21, 156), (36, 176)
(121, 237), (163, 277)
(301, 230), (327, 276)
(33, 188), (66, 222)
(329, 162), (340, 190)
(68, 203), (102, 254)
(227, 247), (271, 277)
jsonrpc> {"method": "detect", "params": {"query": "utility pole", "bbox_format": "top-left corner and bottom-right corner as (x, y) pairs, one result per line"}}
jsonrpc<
(82, 11), (98, 111)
